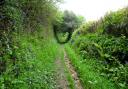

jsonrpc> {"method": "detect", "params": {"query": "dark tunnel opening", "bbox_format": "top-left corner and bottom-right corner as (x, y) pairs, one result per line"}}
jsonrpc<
(53, 25), (73, 44)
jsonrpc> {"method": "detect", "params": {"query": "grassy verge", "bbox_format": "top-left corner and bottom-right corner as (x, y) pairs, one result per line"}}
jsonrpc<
(65, 45), (116, 89)
(65, 68), (75, 89)
(0, 32), (60, 89)
(19, 36), (60, 89)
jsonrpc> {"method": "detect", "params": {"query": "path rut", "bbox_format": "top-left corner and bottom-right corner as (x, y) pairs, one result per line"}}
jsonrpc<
(55, 49), (83, 89)
(55, 59), (69, 89)
(64, 51), (83, 89)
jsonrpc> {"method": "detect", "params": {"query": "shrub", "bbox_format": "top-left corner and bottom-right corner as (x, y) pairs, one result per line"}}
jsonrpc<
(102, 7), (128, 37)
(70, 34), (128, 88)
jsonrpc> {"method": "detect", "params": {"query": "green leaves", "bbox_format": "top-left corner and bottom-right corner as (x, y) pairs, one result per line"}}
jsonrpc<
(1, 0), (62, 88)
(70, 34), (128, 88)
(102, 7), (128, 37)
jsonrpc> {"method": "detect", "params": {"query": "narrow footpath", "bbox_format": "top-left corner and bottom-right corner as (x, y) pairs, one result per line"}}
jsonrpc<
(64, 51), (83, 89)
(55, 49), (83, 89)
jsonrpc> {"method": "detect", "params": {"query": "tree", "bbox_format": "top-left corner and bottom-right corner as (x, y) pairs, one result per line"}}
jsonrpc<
(53, 10), (85, 43)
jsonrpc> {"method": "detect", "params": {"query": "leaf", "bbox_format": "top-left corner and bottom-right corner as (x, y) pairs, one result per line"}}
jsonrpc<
(118, 83), (125, 88)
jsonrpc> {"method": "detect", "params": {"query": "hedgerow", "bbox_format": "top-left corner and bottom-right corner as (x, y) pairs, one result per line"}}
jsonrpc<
(70, 6), (128, 88)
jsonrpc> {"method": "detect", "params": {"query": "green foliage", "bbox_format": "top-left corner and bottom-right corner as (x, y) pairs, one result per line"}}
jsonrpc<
(73, 7), (128, 38)
(0, 0), (62, 88)
(62, 10), (83, 30)
(53, 10), (84, 32)
(70, 34), (128, 88)
(69, 6), (128, 88)
(102, 7), (128, 36)
(72, 34), (128, 62)
(53, 10), (85, 43)
(0, 32), (60, 88)
(65, 45), (116, 89)
(70, 8), (128, 89)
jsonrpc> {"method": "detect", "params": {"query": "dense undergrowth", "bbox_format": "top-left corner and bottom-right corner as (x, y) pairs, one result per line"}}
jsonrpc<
(65, 45), (116, 89)
(1, 0), (128, 89)
(0, 32), (60, 88)
(74, 7), (128, 36)
(67, 34), (128, 88)
(66, 7), (128, 89)
(0, 0), (63, 88)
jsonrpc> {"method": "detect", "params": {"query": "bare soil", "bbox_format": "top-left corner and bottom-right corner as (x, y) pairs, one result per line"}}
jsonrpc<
(55, 58), (69, 89)
(55, 50), (83, 89)
(64, 51), (83, 89)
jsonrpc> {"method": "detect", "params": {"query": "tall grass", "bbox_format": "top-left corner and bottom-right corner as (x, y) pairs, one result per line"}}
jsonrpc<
(69, 6), (128, 88)
(65, 45), (116, 89)
(0, 30), (60, 88)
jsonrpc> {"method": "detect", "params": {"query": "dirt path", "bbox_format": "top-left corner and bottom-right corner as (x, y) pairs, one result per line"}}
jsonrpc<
(55, 49), (83, 89)
(64, 51), (83, 89)
(55, 58), (69, 89)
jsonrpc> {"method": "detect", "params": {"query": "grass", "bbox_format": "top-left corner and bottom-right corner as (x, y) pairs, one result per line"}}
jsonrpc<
(0, 28), (79, 89)
(19, 36), (59, 89)
(65, 44), (116, 89)
(0, 32), (60, 89)
(65, 68), (75, 89)
(9, 34), (76, 89)
(57, 46), (75, 89)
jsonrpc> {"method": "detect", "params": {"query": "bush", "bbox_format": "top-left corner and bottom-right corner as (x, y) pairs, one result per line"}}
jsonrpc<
(102, 7), (128, 37)
(72, 7), (128, 38)
(70, 34), (128, 88)
(70, 5), (128, 89)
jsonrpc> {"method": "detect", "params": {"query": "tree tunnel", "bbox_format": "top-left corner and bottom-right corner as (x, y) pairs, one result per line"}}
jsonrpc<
(53, 24), (74, 44)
